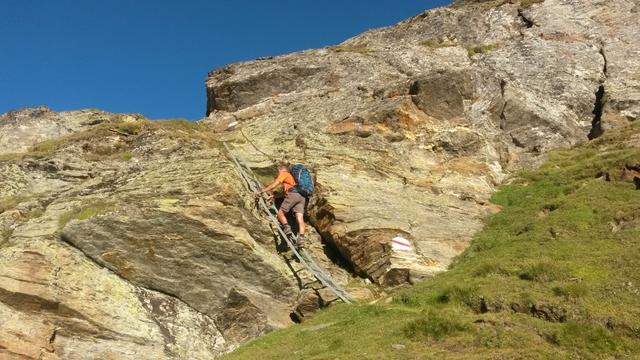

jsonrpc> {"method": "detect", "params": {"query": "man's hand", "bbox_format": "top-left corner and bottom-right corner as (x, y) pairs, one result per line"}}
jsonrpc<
(254, 190), (262, 198)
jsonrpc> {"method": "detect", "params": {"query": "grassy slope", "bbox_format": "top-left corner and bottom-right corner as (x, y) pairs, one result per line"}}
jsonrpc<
(224, 124), (640, 360)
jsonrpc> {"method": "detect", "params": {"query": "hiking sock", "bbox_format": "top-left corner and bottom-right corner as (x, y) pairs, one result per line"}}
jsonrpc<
(282, 224), (293, 236)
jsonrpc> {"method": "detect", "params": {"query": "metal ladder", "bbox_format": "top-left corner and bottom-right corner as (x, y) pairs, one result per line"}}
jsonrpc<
(224, 143), (354, 304)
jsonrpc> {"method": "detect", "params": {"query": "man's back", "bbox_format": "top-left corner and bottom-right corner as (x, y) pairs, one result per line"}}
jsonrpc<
(276, 171), (296, 193)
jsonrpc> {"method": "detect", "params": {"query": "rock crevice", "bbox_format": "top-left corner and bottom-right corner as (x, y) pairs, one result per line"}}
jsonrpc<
(588, 85), (606, 140)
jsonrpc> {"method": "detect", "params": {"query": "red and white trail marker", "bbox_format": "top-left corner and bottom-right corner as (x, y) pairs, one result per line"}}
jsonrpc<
(391, 236), (414, 252)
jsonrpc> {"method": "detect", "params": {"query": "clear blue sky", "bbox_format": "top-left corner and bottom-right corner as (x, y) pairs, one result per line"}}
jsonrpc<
(1, 0), (452, 120)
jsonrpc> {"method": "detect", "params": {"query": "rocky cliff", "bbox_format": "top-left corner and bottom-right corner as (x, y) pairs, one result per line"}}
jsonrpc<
(0, 109), (304, 358)
(206, 0), (639, 284)
(1, 0), (639, 358)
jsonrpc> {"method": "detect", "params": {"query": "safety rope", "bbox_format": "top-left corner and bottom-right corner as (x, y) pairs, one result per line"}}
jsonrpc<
(239, 128), (277, 162)
(224, 143), (354, 304)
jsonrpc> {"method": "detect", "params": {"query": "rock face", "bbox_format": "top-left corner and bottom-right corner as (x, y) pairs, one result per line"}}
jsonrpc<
(206, 0), (639, 284)
(1, 0), (639, 358)
(0, 112), (343, 358)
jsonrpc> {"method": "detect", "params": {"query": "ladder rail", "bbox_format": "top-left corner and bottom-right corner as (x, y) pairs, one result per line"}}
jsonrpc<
(224, 143), (354, 303)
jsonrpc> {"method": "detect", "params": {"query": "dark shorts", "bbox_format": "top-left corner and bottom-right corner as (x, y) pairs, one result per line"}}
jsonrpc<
(280, 191), (306, 214)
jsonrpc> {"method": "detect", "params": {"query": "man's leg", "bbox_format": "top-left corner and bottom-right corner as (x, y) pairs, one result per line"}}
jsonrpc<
(278, 194), (294, 236)
(295, 212), (306, 236)
(277, 209), (289, 226)
(293, 194), (307, 248)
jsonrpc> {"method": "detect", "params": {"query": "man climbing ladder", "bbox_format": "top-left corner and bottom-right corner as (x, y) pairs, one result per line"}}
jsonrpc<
(224, 143), (353, 303)
(255, 162), (314, 249)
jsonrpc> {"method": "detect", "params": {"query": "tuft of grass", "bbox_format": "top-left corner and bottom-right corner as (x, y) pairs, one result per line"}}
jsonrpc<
(222, 123), (640, 359)
(112, 122), (143, 136)
(420, 38), (457, 49)
(521, 0), (544, 8)
(153, 118), (196, 132)
(120, 152), (134, 161)
(546, 322), (623, 355)
(29, 138), (65, 156)
(58, 201), (111, 229)
(467, 43), (499, 57)
(552, 283), (589, 300)
(330, 44), (370, 54)
(518, 260), (567, 282)
(404, 309), (471, 339)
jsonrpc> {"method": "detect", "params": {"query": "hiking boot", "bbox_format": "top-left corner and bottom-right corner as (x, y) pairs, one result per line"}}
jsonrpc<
(296, 235), (306, 250)
(282, 224), (293, 237)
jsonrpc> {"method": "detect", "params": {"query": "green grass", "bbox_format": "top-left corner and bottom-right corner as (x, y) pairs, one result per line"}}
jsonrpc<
(153, 118), (195, 131)
(29, 138), (65, 156)
(223, 123), (640, 359)
(18, 118), (220, 161)
(467, 43), (499, 57)
(404, 308), (471, 339)
(120, 151), (134, 161)
(58, 201), (111, 229)
(420, 38), (457, 49)
(112, 122), (143, 135)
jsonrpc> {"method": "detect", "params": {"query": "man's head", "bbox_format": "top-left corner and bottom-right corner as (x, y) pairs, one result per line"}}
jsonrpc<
(278, 161), (290, 173)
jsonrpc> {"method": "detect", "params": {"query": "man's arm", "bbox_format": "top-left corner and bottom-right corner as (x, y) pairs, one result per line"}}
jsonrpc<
(256, 178), (281, 195)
